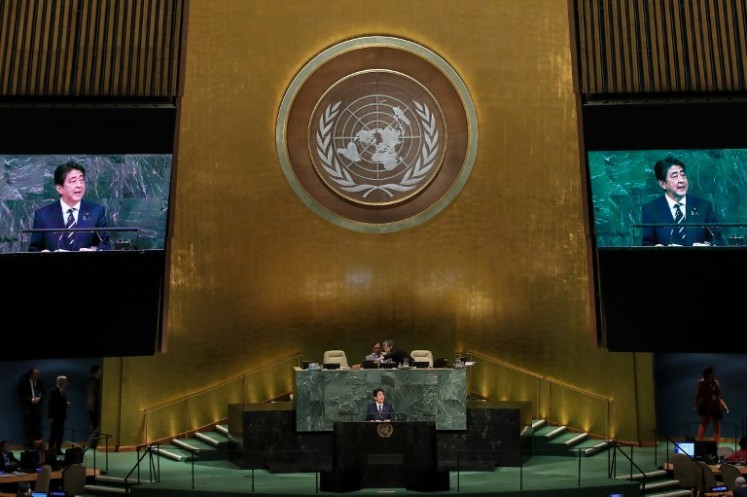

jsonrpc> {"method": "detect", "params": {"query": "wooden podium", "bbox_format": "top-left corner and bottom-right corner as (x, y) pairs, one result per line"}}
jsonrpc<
(320, 421), (449, 492)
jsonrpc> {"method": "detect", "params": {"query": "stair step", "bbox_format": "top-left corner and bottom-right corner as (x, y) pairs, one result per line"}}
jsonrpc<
(563, 432), (589, 447)
(531, 419), (546, 430)
(542, 425), (568, 440)
(643, 479), (681, 490)
(583, 440), (612, 456)
(172, 438), (202, 453)
(84, 484), (129, 494)
(645, 490), (692, 497)
(194, 431), (223, 447)
(94, 475), (128, 485)
(215, 424), (229, 435)
(151, 446), (186, 461)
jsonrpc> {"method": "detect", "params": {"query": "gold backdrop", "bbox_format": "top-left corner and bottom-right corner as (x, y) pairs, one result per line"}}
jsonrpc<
(102, 0), (655, 447)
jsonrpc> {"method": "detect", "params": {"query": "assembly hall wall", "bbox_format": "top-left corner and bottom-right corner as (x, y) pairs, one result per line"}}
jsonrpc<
(101, 0), (655, 447)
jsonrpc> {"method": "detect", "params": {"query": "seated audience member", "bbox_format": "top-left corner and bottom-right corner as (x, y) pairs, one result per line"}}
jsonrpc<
(380, 339), (412, 366)
(727, 436), (747, 463)
(21, 439), (57, 470)
(735, 476), (747, 497)
(1, 440), (20, 472)
(16, 481), (31, 497)
(365, 388), (395, 422)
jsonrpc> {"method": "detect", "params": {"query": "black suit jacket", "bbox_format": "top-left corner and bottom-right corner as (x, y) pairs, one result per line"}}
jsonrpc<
(28, 199), (111, 252)
(641, 194), (722, 246)
(365, 401), (395, 422)
(381, 346), (412, 366)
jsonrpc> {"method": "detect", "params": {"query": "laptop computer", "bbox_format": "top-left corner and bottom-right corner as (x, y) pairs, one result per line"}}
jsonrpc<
(361, 360), (379, 369)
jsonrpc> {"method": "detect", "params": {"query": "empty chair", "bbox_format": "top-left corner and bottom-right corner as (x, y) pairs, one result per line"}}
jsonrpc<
(322, 350), (349, 369)
(671, 453), (696, 493)
(692, 460), (718, 497)
(719, 462), (742, 491)
(63, 463), (87, 496)
(410, 350), (434, 367)
(34, 464), (53, 494)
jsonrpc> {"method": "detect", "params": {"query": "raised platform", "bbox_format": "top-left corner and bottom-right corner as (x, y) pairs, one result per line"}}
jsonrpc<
(227, 399), (532, 472)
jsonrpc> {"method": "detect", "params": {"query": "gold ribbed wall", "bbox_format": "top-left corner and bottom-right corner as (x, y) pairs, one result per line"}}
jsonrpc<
(99, 0), (656, 447)
(573, 0), (747, 96)
(0, 0), (183, 98)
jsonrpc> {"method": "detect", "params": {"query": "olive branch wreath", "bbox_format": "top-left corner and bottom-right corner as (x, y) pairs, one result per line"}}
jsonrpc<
(316, 100), (439, 198)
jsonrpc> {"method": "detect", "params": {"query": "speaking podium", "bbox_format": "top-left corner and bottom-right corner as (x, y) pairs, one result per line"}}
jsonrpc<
(320, 420), (449, 492)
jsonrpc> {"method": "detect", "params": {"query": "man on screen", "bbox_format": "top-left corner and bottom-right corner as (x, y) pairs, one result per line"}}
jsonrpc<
(641, 157), (722, 246)
(28, 161), (110, 252)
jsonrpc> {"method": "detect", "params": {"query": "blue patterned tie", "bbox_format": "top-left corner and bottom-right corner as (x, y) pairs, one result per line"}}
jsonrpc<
(673, 203), (685, 244)
(65, 208), (76, 247)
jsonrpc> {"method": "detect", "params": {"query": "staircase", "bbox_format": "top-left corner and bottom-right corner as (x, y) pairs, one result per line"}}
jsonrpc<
(83, 424), (230, 496)
(530, 419), (691, 497)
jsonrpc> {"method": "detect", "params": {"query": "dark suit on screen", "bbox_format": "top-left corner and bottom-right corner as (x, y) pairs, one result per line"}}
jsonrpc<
(28, 199), (110, 252)
(365, 401), (395, 422)
(641, 194), (722, 246)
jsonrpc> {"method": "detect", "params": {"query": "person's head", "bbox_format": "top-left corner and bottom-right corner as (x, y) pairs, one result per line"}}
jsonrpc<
(739, 436), (747, 451)
(27, 368), (40, 381)
(56, 375), (68, 389)
(736, 476), (747, 488)
(17, 481), (30, 495)
(382, 340), (394, 353)
(91, 364), (102, 377)
(0, 440), (10, 453)
(703, 365), (715, 380)
(373, 388), (386, 403)
(54, 161), (87, 207)
(371, 342), (382, 354)
(654, 157), (688, 202)
(32, 439), (46, 451)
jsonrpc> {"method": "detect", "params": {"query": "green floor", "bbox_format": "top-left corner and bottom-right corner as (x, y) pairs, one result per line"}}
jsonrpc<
(64, 444), (675, 497)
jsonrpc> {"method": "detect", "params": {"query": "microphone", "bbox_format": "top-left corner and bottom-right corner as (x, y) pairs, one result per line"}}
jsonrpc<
(705, 225), (718, 246)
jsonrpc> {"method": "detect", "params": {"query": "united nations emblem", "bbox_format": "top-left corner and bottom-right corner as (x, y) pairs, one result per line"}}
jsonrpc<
(376, 422), (394, 438)
(277, 36), (478, 233)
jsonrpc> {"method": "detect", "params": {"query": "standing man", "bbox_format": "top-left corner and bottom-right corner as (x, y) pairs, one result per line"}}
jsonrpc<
(48, 375), (71, 454)
(18, 368), (44, 449)
(86, 365), (103, 450)
(365, 388), (395, 422)
(640, 157), (722, 246)
(28, 161), (110, 252)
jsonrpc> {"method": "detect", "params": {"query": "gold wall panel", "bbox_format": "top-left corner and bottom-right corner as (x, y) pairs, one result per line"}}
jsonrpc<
(102, 0), (654, 447)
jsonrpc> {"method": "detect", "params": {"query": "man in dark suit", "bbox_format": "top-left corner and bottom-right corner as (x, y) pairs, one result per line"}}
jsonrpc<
(18, 368), (44, 449)
(0, 440), (20, 472)
(47, 375), (71, 454)
(380, 339), (413, 366)
(641, 157), (722, 247)
(28, 161), (110, 252)
(365, 388), (395, 422)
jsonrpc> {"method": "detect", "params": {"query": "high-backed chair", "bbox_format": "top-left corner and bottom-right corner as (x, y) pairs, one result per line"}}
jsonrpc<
(410, 350), (434, 367)
(717, 446), (735, 460)
(719, 462), (742, 491)
(63, 463), (88, 496)
(34, 464), (53, 494)
(322, 350), (349, 369)
(692, 460), (718, 497)
(671, 453), (696, 493)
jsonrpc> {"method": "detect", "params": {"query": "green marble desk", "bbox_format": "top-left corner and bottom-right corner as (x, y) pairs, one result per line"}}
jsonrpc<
(293, 367), (467, 431)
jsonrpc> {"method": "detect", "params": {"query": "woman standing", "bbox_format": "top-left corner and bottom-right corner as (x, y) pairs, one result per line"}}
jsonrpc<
(694, 365), (729, 445)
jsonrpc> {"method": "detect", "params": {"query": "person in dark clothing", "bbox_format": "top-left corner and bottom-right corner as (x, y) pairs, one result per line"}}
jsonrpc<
(694, 365), (729, 445)
(47, 375), (71, 453)
(380, 339), (413, 366)
(18, 368), (44, 449)
(86, 365), (102, 450)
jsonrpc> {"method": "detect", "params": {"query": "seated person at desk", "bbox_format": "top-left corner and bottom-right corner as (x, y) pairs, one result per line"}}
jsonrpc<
(726, 436), (747, 463)
(366, 388), (395, 422)
(735, 477), (747, 497)
(1, 440), (20, 472)
(16, 481), (31, 497)
(365, 342), (384, 363)
(20, 439), (57, 471)
(380, 339), (412, 366)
